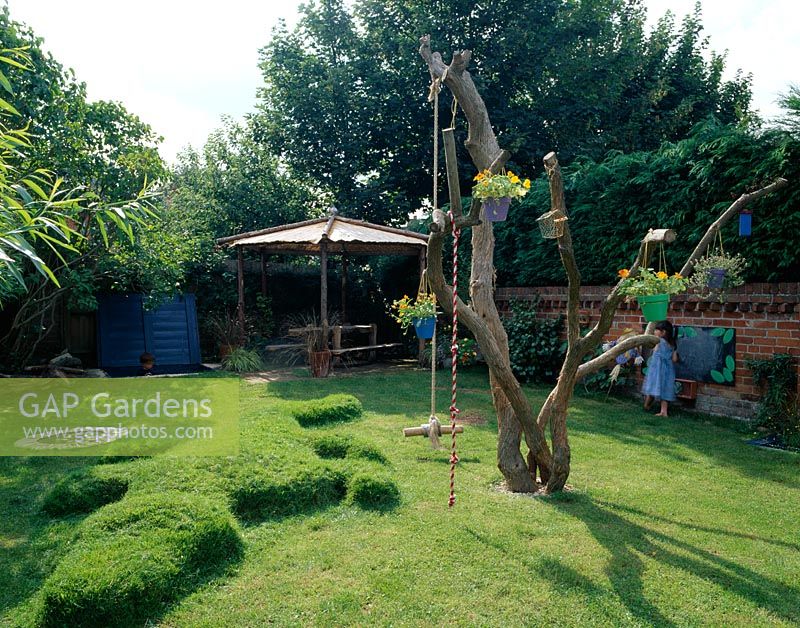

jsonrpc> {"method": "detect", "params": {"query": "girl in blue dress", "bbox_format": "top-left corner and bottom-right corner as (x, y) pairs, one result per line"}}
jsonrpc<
(642, 320), (679, 417)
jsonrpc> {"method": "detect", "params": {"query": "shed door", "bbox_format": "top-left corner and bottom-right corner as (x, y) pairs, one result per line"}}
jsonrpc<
(97, 294), (200, 368)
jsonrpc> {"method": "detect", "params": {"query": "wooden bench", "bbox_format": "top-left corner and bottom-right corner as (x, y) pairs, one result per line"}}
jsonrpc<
(675, 378), (698, 400)
(330, 342), (402, 357)
(263, 343), (303, 352)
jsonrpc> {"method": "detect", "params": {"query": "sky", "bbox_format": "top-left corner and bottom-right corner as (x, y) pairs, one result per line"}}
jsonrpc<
(6, 0), (798, 164)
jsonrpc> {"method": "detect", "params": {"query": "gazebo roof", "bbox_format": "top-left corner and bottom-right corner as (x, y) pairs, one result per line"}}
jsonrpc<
(217, 213), (428, 256)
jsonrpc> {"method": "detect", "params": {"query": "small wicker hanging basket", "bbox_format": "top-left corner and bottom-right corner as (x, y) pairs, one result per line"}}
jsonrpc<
(537, 209), (568, 239)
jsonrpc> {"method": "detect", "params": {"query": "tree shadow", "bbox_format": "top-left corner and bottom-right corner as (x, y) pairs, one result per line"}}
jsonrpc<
(567, 400), (800, 489)
(0, 456), (95, 617)
(548, 493), (800, 625)
(464, 523), (676, 627)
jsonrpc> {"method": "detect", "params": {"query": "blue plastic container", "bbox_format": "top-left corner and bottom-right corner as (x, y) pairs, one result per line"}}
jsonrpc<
(739, 210), (752, 237)
(413, 316), (436, 339)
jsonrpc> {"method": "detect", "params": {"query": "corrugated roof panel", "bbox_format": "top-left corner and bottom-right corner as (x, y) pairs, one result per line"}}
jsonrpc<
(229, 217), (427, 248)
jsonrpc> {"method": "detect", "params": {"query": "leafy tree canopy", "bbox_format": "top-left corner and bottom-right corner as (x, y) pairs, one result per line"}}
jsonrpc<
(494, 118), (800, 285)
(256, 0), (752, 224)
(169, 116), (326, 241)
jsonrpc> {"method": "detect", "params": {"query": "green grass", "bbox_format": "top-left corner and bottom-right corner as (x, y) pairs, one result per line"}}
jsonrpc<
(2, 366), (799, 627)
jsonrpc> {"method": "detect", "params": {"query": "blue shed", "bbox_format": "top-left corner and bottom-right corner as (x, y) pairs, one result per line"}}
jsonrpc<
(96, 294), (201, 370)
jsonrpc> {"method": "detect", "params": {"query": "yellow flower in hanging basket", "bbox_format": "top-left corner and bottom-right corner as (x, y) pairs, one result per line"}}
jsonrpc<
(389, 293), (437, 330)
(471, 169), (531, 200)
(617, 267), (688, 297)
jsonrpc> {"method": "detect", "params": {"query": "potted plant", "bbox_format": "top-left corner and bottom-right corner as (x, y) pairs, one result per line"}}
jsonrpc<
(390, 293), (437, 339)
(617, 267), (687, 322)
(207, 310), (247, 360)
(471, 169), (531, 222)
(687, 252), (746, 301)
(306, 327), (331, 377)
(279, 312), (337, 377)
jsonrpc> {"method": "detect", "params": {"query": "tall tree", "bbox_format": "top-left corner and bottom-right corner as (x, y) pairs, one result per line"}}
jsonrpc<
(419, 36), (785, 493)
(256, 0), (752, 223)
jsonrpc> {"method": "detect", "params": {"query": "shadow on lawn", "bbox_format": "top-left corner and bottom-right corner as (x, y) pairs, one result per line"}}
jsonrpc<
(0, 457), (95, 617)
(549, 493), (800, 626)
(568, 400), (800, 490)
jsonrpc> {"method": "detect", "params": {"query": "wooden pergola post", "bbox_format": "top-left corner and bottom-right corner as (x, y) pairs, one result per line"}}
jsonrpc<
(260, 251), (268, 297)
(320, 241), (329, 348)
(237, 246), (245, 333)
(340, 255), (348, 324)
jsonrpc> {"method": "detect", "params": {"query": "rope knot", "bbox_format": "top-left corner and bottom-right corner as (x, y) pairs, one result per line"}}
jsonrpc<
(450, 453), (459, 464)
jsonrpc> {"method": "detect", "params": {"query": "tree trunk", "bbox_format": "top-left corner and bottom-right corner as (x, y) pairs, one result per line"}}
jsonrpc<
(419, 35), (789, 494)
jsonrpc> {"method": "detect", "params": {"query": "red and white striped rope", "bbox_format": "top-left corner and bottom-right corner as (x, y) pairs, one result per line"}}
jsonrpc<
(448, 210), (460, 508)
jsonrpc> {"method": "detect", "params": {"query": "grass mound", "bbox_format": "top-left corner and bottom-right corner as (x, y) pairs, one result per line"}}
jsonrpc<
(230, 465), (348, 521)
(41, 469), (128, 517)
(347, 472), (401, 510)
(38, 492), (243, 627)
(292, 393), (363, 427)
(311, 434), (387, 464)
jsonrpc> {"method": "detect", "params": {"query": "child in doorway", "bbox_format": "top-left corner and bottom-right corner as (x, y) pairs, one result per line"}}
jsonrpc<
(642, 320), (679, 417)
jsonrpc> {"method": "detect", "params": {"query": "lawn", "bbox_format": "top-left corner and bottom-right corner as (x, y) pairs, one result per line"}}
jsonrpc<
(1, 367), (799, 627)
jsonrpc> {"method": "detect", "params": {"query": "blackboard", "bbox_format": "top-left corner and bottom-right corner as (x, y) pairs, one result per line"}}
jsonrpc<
(673, 325), (736, 385)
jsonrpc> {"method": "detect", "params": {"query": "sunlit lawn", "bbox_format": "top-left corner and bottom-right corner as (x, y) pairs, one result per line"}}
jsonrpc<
(1, 366), (799, 626)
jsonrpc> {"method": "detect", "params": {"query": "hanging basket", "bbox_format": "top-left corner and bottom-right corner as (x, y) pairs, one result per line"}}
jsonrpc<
(413, 316), (436, 340)
(537, 209), (568, 239)
(707, 268), (727, 289)
(637, 293), (670, 322)
(482, 197), (511, 222)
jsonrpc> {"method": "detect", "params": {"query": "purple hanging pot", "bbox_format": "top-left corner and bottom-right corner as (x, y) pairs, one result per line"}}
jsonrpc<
(483, 197), (511, 222)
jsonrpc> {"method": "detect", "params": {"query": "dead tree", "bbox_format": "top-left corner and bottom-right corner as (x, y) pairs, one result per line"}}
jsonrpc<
(419, 36), (788, 493)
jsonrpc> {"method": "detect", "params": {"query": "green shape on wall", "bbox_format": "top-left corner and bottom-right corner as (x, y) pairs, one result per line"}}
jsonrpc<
(725, 355), (736, 372)
(723, 367), (734, 382)
(710, 369), (726, 384)
(711, 327), (726, 337)
(723, 328), (735, 344)
(685, 327), (698, 338)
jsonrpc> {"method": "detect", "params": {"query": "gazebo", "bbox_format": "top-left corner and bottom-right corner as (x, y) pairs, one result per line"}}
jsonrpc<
(216, 211), (429, 356)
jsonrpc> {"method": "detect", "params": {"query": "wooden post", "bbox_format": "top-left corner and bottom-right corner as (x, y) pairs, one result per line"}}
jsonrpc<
(418, 248), (427, 364)
(442, 128), (463, 216)
(237, 246), (245, 333)
(320, 243), (328, 326)
(369, 323), (378, 361)
(331, 325), (342, 366)
(260, 251), (268, 296)
(341, 255), (348, 324)
(320, 242), (329, 349)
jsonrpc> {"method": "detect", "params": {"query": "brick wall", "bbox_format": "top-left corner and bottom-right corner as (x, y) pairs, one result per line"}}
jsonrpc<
(496, 283), (800, 420)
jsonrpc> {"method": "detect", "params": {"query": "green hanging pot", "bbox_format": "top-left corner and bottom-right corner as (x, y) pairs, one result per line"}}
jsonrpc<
(637, 293), (669, 322)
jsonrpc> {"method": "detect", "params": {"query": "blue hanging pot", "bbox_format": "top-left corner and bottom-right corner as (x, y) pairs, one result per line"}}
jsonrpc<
(413, 316), (436, 339)
(739, 210), (752, 237)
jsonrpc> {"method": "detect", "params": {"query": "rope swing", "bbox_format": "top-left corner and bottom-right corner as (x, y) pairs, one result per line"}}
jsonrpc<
(402, 76), (463, 508)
